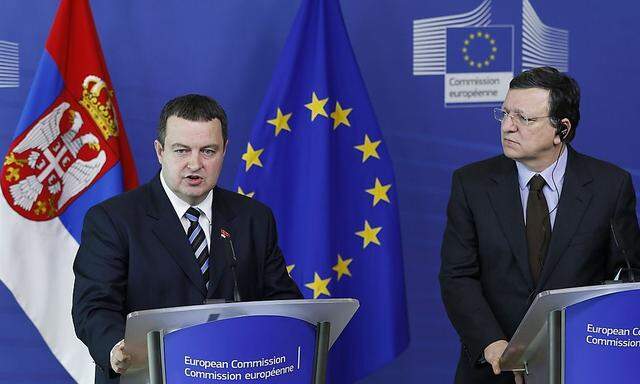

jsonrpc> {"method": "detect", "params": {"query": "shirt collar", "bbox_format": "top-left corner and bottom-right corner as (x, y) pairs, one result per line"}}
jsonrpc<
(516, 146), (568, 192)
(159, 172), (213, 222)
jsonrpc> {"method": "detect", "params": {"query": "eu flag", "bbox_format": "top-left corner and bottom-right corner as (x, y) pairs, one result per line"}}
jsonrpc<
(234, 0), (409, 382)
(446, 26), (513, 73)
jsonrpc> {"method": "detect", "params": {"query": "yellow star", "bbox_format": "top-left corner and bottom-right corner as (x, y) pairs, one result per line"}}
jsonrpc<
(332, 254), (353, 280)
(267, 108), (292, 136)
(329, 101), (352, 129)
(305, 272), (331, 299)
(286, 264), (295, 276)
(355, 220), (382, 248)
(237, 186), (255, 198)
(241, 143), (264, 171)
(304, 92), (328, 121)
(354, 134), (381, 162)
(366, 178), (391, 206)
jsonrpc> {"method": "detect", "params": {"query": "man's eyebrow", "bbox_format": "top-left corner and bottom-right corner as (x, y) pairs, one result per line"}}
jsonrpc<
(169, 143), (220, 150)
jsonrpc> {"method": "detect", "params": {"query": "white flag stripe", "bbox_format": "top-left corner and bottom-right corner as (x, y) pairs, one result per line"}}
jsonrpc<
(0, 199), (94, 383)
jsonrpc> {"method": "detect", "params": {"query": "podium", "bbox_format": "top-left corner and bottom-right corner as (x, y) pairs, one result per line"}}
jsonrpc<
(120, 298), (359, 384)
(501, 282), (640, 384)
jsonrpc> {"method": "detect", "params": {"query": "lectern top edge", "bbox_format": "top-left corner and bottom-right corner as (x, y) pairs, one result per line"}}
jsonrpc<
(126, 298), (358, 320)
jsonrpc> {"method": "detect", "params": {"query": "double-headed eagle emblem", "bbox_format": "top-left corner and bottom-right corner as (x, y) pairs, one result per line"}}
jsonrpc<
(2, 75), (117, 220)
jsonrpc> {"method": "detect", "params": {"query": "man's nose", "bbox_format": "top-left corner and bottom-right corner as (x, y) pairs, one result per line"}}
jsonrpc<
(501, 116), (517, 132)
(187, 152), (202, 170)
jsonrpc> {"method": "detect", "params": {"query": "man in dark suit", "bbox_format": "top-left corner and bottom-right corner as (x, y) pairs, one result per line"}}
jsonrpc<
(72, 94), (302, 383)
(440, 67), (640, 383)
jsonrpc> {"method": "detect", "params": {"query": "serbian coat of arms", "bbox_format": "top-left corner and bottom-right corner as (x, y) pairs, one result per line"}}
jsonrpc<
(1, 75), (120, 221)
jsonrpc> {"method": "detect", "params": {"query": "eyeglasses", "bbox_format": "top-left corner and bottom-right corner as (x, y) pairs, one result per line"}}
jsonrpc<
(493, 108), (550, 126)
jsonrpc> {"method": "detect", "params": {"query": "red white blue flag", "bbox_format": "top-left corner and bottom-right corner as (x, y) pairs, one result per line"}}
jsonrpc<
(0, 0), (137, 381)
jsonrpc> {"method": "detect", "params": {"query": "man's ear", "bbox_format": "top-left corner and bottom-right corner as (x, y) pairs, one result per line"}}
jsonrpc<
(154, 140), (164, 164)
(554, 118), (572, 145)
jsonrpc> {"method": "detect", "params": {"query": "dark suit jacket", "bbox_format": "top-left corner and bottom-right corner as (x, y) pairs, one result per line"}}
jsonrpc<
(439, 147), (640, 384)
(72, 175), (302, 384)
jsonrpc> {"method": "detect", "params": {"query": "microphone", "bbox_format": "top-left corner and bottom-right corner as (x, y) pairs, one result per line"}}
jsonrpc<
(609, 219), (637, 283)
(220, 228), (242, 302)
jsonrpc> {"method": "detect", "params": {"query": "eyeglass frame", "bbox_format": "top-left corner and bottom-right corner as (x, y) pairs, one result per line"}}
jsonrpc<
(493, 107), (552, 126)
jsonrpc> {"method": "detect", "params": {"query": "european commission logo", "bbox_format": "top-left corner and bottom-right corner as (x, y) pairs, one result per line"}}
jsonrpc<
(413, 0), (569, 107)
(445, 26), (513, 106)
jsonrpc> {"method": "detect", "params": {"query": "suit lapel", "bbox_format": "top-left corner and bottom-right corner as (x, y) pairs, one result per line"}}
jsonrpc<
(208, 187), (238, 297)
(146, 175), (207, 296)
(487, 157), (534, 290)
(537, 148), (593, 288)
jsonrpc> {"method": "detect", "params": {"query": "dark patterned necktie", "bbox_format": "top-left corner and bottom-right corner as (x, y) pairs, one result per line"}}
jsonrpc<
(185, 207), (209, 290)
(526, 174), (551, 284)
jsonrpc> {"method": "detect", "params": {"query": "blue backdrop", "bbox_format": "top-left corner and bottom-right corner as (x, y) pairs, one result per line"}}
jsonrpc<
(1, 0), (639, 382)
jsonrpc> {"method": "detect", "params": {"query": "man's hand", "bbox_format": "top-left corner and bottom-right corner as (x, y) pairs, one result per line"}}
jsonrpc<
(483, 339), (508, 375)
(514, 372), (524, 384)
(110, 339), (131, 374)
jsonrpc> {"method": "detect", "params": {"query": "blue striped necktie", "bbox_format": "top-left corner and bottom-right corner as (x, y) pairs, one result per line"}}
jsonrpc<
(185, 207), (209, 290)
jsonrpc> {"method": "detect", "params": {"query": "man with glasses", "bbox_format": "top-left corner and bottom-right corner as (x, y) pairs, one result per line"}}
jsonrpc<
(440, 67), (640, 383)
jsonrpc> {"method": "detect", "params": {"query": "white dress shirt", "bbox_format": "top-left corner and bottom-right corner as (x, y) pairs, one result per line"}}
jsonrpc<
(160, 172), (213, 250)
(516, 146), (568, 229)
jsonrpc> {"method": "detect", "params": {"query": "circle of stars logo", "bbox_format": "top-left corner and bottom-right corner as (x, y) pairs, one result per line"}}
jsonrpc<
(462, 30), (498, 69)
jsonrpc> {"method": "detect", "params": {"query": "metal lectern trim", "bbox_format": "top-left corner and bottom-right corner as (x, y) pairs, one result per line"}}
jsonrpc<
(313, 321), (331, 384)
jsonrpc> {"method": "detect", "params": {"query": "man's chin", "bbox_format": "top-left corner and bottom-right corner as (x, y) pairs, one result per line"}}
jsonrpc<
(178, 188), (211, 205)
(502, 147), (518, 160)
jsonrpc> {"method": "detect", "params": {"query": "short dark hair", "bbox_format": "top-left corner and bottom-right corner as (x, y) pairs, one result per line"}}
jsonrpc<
(509, 67), (580, 142)
(157, 94), (228, 146)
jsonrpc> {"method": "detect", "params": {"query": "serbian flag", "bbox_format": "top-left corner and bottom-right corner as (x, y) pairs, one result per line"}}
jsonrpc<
(0, 0), (137, 382)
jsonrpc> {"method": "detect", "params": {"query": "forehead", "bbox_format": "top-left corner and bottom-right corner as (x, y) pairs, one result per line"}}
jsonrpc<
(503, 88), (550, 113)
(164, 116), (223, 145)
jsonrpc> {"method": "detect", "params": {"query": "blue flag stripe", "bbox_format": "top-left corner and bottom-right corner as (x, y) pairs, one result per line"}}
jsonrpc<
(14, 51), (63, 139)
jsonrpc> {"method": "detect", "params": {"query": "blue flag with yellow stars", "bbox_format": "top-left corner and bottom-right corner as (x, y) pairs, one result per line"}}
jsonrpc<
(234, 0), (409, 381)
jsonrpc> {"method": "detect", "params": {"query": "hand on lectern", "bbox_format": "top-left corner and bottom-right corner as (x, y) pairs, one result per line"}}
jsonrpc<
(110, 339), (131, 374)
(483, 339), (508, 375)
(514, 372), (524, 384)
